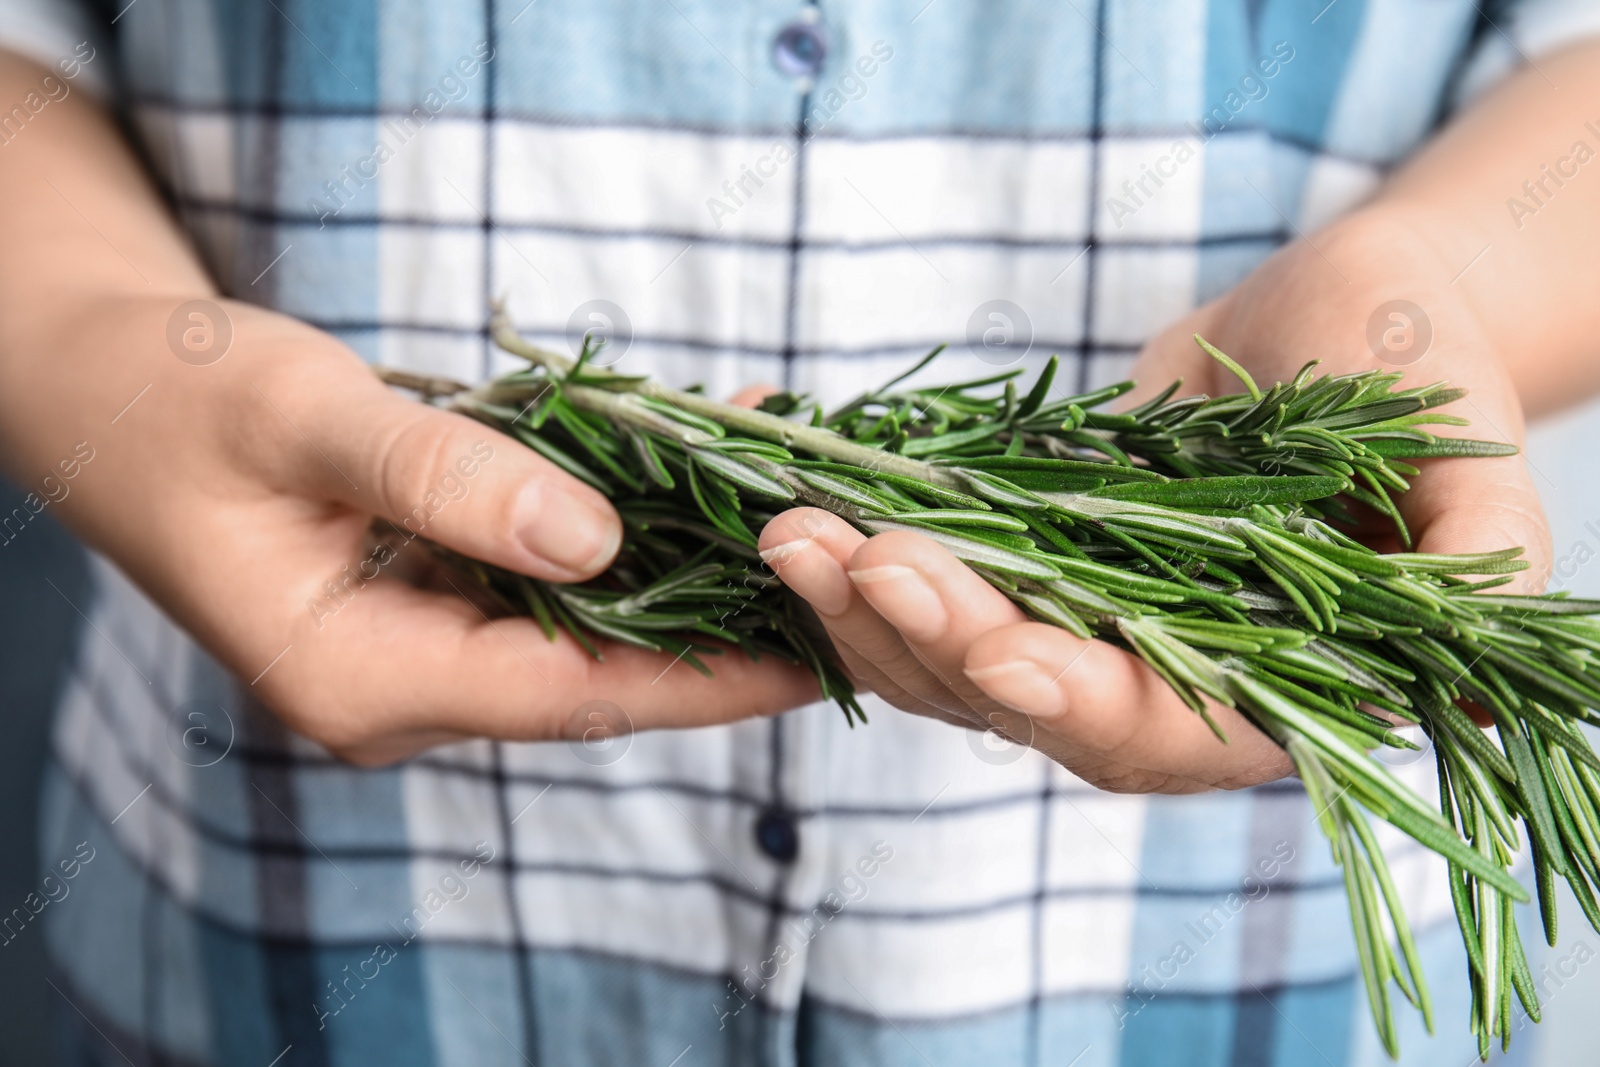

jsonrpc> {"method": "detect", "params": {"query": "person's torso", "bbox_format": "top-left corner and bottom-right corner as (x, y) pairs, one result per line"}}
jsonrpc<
(42, 3), (1502, 1064)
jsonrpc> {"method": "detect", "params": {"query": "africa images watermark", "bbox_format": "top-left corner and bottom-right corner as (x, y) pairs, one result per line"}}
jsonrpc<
(0, 40), (97, 148)
(1505, 118), (1600, 230)
(0, 841), (96, 948)
(314, 840), (496, 1029)
(704, 39), (896, 229)
(1547, 518), (1600, 592)
(1105, 41), (1296, 229)
(1108, 839), (1296, 1029)
(0, 440), (96, 550)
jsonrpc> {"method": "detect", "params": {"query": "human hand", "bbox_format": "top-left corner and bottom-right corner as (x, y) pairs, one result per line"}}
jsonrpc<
(762, 209), (1549, 793)
(12, 297), (817, 765)
(1131, 207), (1549, 586)
(760, 510), (1293, 792)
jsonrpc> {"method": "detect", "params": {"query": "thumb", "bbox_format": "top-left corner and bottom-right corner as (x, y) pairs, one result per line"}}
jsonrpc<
(1402, 451), (1550, 595)
(728, 383), (780, 409)
(1375, 328), (1550, 595)
(276, 379), (622, 583)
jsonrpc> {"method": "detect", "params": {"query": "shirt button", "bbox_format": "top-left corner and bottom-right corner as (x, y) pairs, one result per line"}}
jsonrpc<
(771, 11), (829, 78)
(755, 808), (800, 863)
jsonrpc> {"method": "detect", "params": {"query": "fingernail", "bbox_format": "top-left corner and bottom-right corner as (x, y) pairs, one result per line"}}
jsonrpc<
(847, 565), (948, 642)
(964, 660), (1064, 717)
(847, 565), (917, 584)
(759, 538), (811, 565)
(514, 481), (621, 578)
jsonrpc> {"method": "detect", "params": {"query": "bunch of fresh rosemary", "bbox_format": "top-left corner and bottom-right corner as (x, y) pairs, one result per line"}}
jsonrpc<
(380, 309), (1600, 1060)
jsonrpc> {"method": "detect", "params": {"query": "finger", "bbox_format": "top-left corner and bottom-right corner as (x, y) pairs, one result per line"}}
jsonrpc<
(759, 509), (980, 719)
(1391, 348), (1548, 591)
(275, 575), (821, 764)
(728, 384), (780, 409)
(964, 622), (1293, 791)
(831, 640), (980, 729)
(840, 529), (1027, 711)
(1356, 312), (1548, 592)
(1403, 452), (1549, 593)
(1123, 300), (1230, 406)
(266, 376), (623, 583)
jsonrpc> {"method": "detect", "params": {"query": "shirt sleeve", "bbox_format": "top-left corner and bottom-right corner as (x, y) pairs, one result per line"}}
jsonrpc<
(0, 0), (111, 97)
(1454, 0), (1600, 106)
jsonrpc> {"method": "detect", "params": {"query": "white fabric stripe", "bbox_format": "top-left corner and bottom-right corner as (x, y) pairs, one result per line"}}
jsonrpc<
(496, 124), (797, 240)
(1041, 894), (1142, 996)
(132, 109), (1338, 244)
(379, 117), (486, 224)
(490, 232), (789, 353)
(1043, 787), (1149, 892)
(795, 245), (1090, 356)
(805, 137), (1093, 242)
(806, 906), (1036, 1016)
(1297, 154), (1383, 233)
(1093, 136), (1206, 241)
(509, 869), (769, 976)
(812, 694), (1053, 810)
(379, 225), (486, 330)
(1091, 247), (1198, 346)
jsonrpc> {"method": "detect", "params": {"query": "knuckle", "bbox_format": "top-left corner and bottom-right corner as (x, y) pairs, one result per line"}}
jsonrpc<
(857, 529), (931, 560)
(373, 411), (463, 525)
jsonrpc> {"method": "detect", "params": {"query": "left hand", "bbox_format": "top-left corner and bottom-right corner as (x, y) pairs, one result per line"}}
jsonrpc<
(761, 207), (1550, 794)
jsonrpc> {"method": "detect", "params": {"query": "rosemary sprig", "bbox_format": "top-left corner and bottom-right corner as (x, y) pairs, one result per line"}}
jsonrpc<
(380, 308), (1600, 1059)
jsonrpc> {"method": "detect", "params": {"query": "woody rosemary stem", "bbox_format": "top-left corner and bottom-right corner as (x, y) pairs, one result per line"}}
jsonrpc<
(484, 305), (967, 488)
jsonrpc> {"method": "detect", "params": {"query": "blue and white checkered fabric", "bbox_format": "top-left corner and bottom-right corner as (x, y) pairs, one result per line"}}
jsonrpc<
(7, 0), (1599, 1064)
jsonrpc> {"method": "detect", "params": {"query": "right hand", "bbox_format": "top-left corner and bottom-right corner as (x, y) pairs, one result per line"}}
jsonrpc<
(10, 296), (817, 764)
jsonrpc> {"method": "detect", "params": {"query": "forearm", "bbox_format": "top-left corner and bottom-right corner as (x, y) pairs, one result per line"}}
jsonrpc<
(0, 50), (213, 475)
(1365, 40), (1600, 418)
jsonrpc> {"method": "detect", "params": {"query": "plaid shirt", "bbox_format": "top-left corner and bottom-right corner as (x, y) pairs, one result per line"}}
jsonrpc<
(8, 1), (1599, 1064)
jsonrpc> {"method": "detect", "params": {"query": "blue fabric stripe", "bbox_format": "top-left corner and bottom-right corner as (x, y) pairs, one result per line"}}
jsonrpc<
(39, 772), (148, 1042)
(494, 0), (791, 129)
(279, 0), (379, 108)
(376, 0), (490, 110)
(1118, 989), (1239, 1067)
(148, 884), (215, 1061)
(1135, 793), (1258, 890)
(197, 915), (286, 1066)
(186, 1), (280, 107)
(418, 944), (534, 1067)
(1263, 974), (1356, 1067)
(833, 0), (1096, 136)
(1254, 0), (1364, 151)
(316, 940), (437, 1065)
(1317, 1), (1481, 161)
(267, 222), (380, 351)
(525, 949), (785, 1066)
(800, 998), (1032, 1066)
(40, 754), (1547, 1066)
(1104, 0), (1210, 130)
